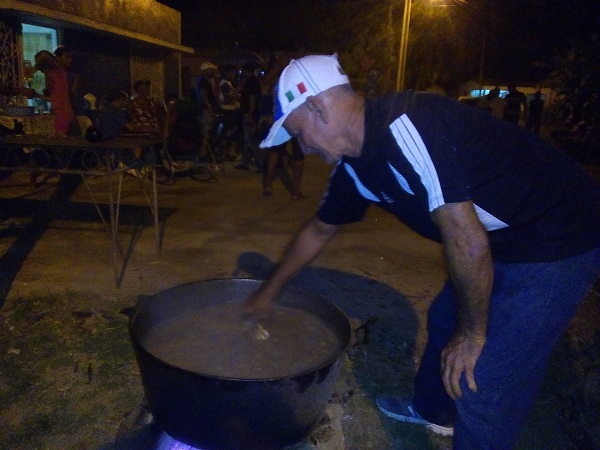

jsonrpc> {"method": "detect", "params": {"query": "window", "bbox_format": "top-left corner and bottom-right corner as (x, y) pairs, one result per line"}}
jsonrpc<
(22, 24), (58, 97)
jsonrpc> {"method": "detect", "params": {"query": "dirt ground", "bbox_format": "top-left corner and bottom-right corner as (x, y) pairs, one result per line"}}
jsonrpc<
(0, 156), (599, 449)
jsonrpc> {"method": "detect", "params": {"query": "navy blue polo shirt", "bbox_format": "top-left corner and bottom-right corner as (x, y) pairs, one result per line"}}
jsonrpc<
(318, 92), (600, 262)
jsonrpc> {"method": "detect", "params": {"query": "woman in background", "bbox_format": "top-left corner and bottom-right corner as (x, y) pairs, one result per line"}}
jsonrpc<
(31, 50), (75, 136)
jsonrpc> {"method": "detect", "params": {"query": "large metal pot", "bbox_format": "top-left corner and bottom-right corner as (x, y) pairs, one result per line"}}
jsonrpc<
(127, 278), (352, 450)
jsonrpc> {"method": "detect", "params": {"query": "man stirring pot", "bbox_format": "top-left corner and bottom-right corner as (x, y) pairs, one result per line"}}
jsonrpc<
(244, 54), (600, 449)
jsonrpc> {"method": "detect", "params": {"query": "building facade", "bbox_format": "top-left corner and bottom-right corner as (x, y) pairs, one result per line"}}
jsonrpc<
(0, 0), (192, 110)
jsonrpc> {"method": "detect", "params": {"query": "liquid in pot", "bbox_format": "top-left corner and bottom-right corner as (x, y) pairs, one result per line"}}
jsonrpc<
(140, 301), (343, 379)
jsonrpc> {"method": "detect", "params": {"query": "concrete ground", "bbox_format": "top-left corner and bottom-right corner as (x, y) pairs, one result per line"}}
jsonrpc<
(3, 155), (596, 310)
(0, 155), (446, 314)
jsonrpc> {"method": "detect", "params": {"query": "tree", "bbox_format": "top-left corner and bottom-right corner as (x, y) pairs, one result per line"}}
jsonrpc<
(307, 0), (486, 93)
(544, 33), (600, 124)
(541, 33), (600, 163)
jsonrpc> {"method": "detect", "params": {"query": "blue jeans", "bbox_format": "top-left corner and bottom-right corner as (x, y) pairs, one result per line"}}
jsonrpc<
(412, 246), (600, 450)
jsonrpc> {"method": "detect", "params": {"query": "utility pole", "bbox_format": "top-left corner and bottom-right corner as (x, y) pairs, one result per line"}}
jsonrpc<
(396, 0), (412, 91)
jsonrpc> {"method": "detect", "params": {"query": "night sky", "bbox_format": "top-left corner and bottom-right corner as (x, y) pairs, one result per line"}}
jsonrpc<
(162, 0), (600, 82)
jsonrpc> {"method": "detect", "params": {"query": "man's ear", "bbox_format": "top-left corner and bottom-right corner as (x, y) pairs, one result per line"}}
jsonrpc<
(305, 95), (330, 124)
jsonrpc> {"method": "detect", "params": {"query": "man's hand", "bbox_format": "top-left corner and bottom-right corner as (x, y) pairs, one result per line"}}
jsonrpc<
(243, 286), (277, 319)
(440, 332), (486, 399)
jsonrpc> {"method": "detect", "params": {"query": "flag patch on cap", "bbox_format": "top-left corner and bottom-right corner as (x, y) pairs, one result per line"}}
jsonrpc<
(285, 82), (307, 102)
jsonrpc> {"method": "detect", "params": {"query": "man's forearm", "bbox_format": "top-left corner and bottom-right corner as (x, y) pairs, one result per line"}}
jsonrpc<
(262, 216), (338, 294)
(433, 202), (493, 397)
(433, 202), (493, 338)
(446, 238), (492, 338)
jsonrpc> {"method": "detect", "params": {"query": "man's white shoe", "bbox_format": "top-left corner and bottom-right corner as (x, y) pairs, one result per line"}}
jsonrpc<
(376, 395), (454, 437)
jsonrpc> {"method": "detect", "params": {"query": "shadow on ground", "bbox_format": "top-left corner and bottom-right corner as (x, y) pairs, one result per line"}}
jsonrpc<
(0, 176), (177, 304)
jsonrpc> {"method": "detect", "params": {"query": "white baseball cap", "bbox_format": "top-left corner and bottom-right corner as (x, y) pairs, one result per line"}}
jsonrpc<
(260, 54), (350, 148)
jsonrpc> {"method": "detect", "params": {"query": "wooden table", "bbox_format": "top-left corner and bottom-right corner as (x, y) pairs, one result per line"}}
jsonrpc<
(0, 134), (164, 286)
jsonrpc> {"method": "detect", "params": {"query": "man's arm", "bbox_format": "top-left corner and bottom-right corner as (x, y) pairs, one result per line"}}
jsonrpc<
(245, 216), (340, 315)
(431, 201), (493, 400)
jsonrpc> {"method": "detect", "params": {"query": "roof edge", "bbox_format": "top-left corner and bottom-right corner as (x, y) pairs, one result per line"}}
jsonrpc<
(1, 0), (194, 54)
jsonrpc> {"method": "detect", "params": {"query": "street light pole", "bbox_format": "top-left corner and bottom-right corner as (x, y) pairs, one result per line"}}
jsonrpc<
(395, 0), (451, 92)
(396, 0), (412, 92)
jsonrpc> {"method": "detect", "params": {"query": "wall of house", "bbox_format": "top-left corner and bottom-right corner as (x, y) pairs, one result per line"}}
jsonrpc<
(2, 1), (186, 108)
(17, 0), (182, 45)
(63, 28), (131, 106)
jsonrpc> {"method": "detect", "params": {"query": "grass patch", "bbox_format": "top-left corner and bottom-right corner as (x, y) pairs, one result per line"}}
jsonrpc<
(0, 292), (144, 450)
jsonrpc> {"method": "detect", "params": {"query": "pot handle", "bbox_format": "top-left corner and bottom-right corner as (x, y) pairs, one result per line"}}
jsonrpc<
(120, 295), (153, 319)
(353, 316), (379, 346)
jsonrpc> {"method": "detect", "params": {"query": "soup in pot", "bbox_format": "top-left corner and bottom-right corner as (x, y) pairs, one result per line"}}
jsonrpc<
(141, 300), (344, 379)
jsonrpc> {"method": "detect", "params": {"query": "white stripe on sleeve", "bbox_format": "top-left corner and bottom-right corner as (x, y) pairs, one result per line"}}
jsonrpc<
(389, 114), (445, 211)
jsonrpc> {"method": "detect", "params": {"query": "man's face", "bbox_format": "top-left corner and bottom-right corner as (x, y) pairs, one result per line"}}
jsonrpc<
(283, 101), (344, 164)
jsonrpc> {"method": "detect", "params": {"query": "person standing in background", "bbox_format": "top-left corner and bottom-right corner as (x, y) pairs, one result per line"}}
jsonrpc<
(235, 61), (262, 170)
(476, 87), (506, 120)
(217, 64), (240, 160)
(54, 46), (83, 116)
(31, 49), (76, 135)
(526, 91), (545, 134)
(259, 52), (307, 199)
(195, 61), (220, 146)
(503, 83), (528, 125)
